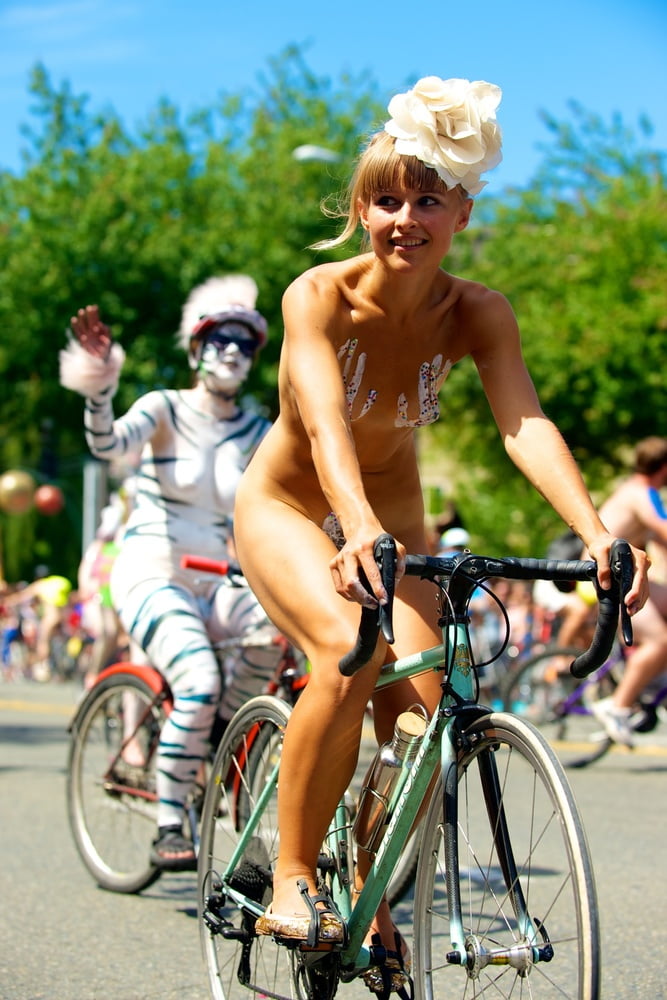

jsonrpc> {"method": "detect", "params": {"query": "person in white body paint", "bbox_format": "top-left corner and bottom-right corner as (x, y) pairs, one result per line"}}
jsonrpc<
(60, 275), (280, 869)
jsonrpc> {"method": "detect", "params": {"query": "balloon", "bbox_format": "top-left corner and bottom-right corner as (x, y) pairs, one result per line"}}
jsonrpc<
(34, 483), (65, 516)
(0, 470), (36, 515)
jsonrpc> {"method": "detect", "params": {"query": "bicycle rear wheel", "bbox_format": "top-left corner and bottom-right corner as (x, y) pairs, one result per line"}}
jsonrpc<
(67, 670), (168, 893)
(198, 695), (296, 1000)
(413, 712), (599, 999)
(502, 646), (618, 767)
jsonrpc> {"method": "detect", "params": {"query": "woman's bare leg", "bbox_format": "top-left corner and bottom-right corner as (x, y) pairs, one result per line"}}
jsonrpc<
(236, 499), (441, 930)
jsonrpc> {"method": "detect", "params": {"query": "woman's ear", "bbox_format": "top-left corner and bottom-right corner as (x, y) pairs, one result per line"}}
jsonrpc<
(358, 199), (369, 230)
(455, 198), (473, 233)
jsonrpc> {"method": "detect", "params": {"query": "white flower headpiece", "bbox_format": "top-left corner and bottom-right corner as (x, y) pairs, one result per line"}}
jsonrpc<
(384, 76), (502, 195)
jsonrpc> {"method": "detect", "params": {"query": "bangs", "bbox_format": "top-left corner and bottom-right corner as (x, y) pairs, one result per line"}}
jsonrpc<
(354, 131), (450, 202)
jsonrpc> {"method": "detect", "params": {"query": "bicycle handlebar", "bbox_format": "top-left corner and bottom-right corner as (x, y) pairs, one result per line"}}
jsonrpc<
(338, 537), (635, 680)
(338, 534), (397, 677)
(179, 554), (243, 577)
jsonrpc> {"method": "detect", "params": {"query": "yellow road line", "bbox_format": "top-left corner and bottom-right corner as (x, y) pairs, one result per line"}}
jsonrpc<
(2, 699), (666, 754)
(0, 698), (75, 717)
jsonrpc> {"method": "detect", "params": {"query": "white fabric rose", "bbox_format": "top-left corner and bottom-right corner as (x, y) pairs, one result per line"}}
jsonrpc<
(384, 76), (502, 195)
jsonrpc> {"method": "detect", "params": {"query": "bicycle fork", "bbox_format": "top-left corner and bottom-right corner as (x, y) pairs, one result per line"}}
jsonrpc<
(442, 713), (554, 976)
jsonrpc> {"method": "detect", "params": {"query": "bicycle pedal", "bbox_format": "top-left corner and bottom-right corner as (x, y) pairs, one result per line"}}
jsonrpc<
(203, 898), (250, 940)
(203, 909), (232, 936)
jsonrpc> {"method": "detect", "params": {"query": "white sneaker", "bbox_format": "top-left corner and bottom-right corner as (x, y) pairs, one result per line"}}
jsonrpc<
(591, 697), (634, 747)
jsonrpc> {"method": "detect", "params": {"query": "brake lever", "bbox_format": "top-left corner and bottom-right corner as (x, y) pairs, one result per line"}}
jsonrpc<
(610, 538), (634, 647)
(374, 533), (396, 645)
(338, 534), (396, 676)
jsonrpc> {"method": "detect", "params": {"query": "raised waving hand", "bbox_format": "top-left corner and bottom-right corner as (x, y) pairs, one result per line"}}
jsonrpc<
(70, 304), (112, 360)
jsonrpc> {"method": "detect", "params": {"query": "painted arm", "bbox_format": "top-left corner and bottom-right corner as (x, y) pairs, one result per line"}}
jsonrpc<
(60, 304), (161, 461)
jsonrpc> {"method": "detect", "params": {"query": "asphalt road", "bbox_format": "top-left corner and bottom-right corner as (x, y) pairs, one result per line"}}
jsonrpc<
(1, 679), (666, 1000)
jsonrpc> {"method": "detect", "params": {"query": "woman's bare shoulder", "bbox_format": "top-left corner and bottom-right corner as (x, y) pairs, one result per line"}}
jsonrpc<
(450, 274), (512, 315)
(283, 257), (369, 315)
(450, 276), (517, 341)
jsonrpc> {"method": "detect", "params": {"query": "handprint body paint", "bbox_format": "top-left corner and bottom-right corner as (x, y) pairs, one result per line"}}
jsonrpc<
(337, 338), (452, 427)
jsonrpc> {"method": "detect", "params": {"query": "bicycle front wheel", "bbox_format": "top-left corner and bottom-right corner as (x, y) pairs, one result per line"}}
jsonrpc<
(414, 712), (599, 999)
(198, 695), (294, 1000)
(67, 670), (167, 893)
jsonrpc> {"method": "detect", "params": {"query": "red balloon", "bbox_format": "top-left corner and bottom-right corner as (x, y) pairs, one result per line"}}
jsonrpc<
(34, 484), (65, 516)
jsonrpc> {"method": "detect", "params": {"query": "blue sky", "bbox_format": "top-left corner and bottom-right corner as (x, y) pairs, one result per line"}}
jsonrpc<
(1, 0), (665, 192)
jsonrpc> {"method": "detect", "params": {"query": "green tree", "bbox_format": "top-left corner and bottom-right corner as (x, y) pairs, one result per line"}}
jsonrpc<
(0, 50), (382, 581)
(0, 57), (664, 577)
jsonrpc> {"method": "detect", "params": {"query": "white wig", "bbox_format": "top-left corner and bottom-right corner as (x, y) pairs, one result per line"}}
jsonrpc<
(178, 275), (266, 351)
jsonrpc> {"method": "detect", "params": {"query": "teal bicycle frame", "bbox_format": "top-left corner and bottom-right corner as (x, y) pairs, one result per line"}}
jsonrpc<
(201, 544), (632, 1000)
(334, 616), (545, 976)
(337, 632), (464, 966)
(214, 612), (549, 976)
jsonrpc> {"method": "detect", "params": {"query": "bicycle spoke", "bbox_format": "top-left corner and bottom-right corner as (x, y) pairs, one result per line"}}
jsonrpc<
(414, 713), (599, 999)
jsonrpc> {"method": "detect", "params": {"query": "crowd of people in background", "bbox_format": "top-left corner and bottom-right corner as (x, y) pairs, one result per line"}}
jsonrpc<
(4, 440), (666, 708)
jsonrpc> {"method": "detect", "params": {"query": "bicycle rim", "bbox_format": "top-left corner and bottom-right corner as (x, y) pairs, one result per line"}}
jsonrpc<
(198, 695), (296, 1000)
(413, 712), (599, 999)
(66, 672), (166, 893)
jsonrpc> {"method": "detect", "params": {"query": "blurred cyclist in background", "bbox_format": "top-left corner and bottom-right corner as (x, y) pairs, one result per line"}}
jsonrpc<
(60, 275), (281, 869)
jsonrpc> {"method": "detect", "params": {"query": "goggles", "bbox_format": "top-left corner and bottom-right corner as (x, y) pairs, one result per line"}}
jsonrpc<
(203, 328), (257, 359)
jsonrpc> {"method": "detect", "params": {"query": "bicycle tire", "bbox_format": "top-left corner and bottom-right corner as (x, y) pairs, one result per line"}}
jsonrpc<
(413, 711), (600, 999)
(67, 670), (168, 893)
(501, 645), (618, 767)
(198, 695), (297, 1000)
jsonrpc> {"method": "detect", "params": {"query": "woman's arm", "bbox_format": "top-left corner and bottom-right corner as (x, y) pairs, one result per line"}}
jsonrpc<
(84, 390), (164, 461)
(469, 289), (649, 612)
(281, 274), (396, 604)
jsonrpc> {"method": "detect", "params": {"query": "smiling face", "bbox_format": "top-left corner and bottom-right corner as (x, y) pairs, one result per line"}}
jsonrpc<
(358, 185), (472, 266)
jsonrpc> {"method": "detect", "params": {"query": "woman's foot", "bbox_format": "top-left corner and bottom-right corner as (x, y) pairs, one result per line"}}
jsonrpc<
(255, 877), (345, 947)
(121, 735), (147, 767)
(150, 825), (197, 871)
(360, 899), (412, 1000)
(361, 927), (412, 1000)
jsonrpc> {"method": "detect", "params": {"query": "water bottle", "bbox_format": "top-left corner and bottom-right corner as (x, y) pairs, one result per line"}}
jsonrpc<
(353, 707), (427, 855)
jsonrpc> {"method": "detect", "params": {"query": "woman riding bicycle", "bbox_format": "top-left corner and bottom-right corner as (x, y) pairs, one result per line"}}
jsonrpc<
(60, 275), (281, 870)
(233, 75), (648, 995)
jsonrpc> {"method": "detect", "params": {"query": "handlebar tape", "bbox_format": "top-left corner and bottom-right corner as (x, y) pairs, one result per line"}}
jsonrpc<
(339, 534), (397, 677)
(570, 538), (633, 678)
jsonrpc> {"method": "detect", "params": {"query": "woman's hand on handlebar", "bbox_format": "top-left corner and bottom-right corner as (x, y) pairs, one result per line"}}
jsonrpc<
(329, 526), (405, 608)
(586, 531), (650, 616)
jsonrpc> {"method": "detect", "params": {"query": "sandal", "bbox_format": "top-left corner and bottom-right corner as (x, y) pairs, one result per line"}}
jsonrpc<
(149, 825), (197, 872)
(109, 760), (149, 791)
(361, 930), (413, 1000)
(255, 878), (346, 947)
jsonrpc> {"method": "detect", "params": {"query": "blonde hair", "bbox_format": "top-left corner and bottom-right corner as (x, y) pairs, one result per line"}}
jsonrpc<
(313, 131), (469, 251)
